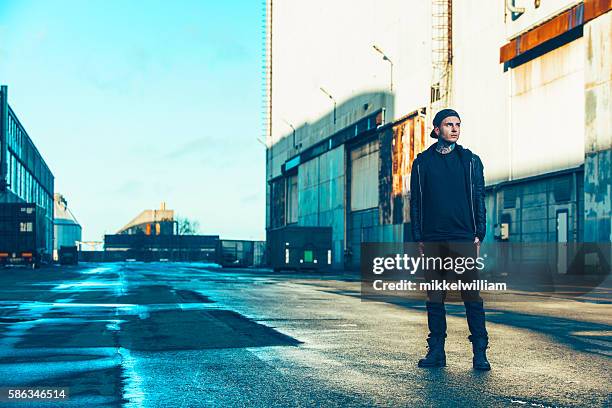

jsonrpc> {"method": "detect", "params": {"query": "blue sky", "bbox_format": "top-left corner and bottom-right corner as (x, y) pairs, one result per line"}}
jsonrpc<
(0, 0), (265, 241)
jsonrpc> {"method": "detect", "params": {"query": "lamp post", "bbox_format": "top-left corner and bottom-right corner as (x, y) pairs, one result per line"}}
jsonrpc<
(373, 45), (394, 92)
(319, 87), (336, 125)
(282, 118), (298, 150)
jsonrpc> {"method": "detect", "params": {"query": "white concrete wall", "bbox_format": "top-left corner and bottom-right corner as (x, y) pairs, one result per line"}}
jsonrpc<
(509, 38), (585, 179)
(269, 0), (431, 147)
(453, 0), (586, 183)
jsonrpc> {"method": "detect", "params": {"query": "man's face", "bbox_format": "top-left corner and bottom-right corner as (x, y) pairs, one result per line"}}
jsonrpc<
(435, 116), (461, 143)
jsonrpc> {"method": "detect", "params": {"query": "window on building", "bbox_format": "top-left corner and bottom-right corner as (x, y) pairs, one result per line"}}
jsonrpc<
(7, 154), (11, 189)
(430, 83), (441, 103)
(20, 222), (33, 232)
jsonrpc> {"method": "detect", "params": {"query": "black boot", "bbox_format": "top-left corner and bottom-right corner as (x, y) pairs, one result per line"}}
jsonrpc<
(418, 302), (447, 368)
(469, 336), (491, 371)
(465, 301), (491, 371)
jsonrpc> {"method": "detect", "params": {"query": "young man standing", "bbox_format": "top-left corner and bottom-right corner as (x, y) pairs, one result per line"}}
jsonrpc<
(409, 109), (491, 371)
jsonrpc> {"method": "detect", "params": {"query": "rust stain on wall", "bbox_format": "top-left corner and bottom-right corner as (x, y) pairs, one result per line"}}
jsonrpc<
(380, 113), (427, 225)
(391, 121), (406, 197)
(392, 115), (426, 197)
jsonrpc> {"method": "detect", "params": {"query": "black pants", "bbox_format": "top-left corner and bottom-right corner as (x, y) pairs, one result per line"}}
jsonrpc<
(423, 241), (482, 303)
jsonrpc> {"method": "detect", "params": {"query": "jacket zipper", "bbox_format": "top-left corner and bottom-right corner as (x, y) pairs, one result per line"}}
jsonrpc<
(417, 163), (423, 236)
(469, 160), (476, 235)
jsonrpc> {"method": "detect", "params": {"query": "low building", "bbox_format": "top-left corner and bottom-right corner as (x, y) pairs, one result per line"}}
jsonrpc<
(103, 234), (220, 262)
(103, 203), (217, 261)
(53, 193), (82, 260)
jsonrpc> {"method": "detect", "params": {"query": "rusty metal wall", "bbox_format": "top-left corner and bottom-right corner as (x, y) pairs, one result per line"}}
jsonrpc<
(379, 114), (426, 225)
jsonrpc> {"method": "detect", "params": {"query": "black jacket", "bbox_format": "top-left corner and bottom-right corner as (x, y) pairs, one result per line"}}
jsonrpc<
(409, 143), (486, 242)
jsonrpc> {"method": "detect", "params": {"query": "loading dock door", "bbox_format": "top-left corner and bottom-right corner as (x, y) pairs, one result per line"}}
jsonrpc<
(348, 140), (380, 269)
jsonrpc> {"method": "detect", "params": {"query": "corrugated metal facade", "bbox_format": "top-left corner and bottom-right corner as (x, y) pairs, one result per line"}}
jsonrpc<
(297, 147), (346, 265)
(267, 110), (426, 269)
(350, 141), (379, 212)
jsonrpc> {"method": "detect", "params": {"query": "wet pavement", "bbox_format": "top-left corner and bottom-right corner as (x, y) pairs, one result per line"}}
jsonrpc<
(0, 263), (610, 407)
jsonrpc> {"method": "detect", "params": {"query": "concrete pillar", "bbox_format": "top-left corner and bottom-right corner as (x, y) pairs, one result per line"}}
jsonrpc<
(584, 11), (612, 242)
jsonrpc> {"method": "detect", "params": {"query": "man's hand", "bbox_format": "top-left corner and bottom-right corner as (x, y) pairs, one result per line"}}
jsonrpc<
(418, 242), (425, 256)
(474, 237), (481, 257)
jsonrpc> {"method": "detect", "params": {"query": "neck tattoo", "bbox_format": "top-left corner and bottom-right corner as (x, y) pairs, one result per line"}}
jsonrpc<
(436, 139), (455, 154)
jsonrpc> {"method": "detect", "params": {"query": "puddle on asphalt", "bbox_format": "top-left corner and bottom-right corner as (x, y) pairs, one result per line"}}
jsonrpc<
(54, 281), (122, 290)
(55, 284), (214, 306)
(16, 319), (119, 348)
(12, 308), (301, 351)
(79, 266), (115, 275)
(49, 302), (135, 308)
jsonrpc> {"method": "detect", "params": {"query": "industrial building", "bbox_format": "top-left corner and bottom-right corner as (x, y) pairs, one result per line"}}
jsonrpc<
(263, 1), (612, 270)
(0, 85), (55, 258)
(53, 193), (82, 260)
(103, 234), (221, 262)
(117, 202), (175, 236)
(98, 204), (264, 265)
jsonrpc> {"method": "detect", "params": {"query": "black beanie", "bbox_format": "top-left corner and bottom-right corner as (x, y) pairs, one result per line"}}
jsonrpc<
(430, 108), (461, 138)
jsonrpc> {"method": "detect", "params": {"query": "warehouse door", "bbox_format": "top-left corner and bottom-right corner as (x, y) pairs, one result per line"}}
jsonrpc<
(347, 140), (379, 269)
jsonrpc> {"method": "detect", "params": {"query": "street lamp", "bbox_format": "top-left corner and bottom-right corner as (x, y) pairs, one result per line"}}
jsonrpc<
(319, 87), (336, 125)
(282, 118), (299, 150)
(373, 45), (394, 92)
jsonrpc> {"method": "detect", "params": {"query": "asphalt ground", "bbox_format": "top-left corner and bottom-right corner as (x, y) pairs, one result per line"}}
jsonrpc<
(0, 263), (610, 407)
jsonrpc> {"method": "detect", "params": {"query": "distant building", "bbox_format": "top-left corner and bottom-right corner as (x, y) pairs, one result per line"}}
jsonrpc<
(0, 85), (55, 257)
(53, 193), (82, 259)
(102, 203), (216, 261)
(103, 234), (220, 262)
(117, 202), (175, 236)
